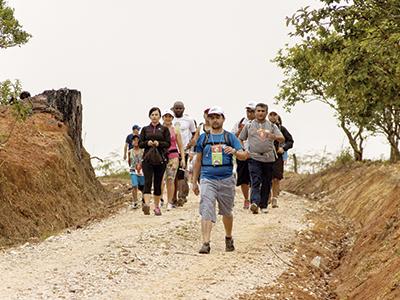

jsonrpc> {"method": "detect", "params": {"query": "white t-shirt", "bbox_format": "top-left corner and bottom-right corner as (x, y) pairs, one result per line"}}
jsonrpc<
(173, 114), (196, 152)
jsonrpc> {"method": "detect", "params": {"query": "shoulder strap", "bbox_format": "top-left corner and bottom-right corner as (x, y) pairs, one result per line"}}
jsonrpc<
(202, 130), (232, 148)
(238, 117), (245, 128)
(202, 132), (210, 148)
(223, 130), (232, 147)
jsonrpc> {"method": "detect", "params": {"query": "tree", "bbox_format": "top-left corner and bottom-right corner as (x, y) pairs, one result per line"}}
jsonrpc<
(0, 79), (32, 148)
(275, 0), (400, 162)
(0, 1), (32, 149)
(0, 79), (21, 104)
(274, 35), (369, 161)
(0, 0), (31, 48)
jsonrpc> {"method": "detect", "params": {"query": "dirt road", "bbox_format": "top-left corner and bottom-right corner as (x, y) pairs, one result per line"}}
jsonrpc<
(0, 191), (310, 299)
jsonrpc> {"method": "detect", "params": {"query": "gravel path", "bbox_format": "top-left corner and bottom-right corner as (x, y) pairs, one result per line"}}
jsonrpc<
(0, 191), (310, 300)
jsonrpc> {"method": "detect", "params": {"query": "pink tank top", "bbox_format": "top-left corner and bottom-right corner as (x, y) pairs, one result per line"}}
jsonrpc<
(168, 126), (179, 159)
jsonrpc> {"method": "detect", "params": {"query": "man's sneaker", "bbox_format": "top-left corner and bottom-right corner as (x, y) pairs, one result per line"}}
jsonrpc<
(130, 202), (139, 209)
(243, 200), (250, 209)
(142, 204), (150, 215)
(160, 199), (164, 207)
(167, 203), (175, 211)
(154, 206), (162, 216)
(199, 242), (211, 254)
(272, 197), (278, 208)
(250, 203), (259, 214)
(225, 237), (235, 252)
(260, 208), (268, 214)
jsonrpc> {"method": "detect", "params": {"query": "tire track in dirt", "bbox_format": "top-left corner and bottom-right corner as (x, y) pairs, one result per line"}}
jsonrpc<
(0, 191), (310, 299)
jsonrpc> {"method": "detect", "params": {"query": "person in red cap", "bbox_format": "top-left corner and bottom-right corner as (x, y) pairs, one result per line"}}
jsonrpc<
(193, 107), (212, 144)
(192, 106), (249, 254)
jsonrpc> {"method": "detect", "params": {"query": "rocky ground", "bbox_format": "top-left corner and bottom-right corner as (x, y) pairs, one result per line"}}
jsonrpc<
(0, 189), (311, 300)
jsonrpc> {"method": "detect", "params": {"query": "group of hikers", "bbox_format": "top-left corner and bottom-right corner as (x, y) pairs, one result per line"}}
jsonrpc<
(123, 101), (293, 254)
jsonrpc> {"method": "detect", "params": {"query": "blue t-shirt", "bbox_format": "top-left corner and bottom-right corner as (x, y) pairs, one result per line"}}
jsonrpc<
(196, 131), (243, 180)
(126, 134), (134, 150)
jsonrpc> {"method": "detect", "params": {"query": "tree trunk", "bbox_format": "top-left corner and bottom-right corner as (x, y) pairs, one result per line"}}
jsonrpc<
(29, 89), (83, 160)
(340, 119), (363, 161)
(354, 149), (363, 161)
(292, 154), (298, 174)
(389, 138), (400, 163)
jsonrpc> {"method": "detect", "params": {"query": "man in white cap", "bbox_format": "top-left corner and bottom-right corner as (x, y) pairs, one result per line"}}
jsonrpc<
(231, 101), (256, 209)
(192, 106), (249, 254)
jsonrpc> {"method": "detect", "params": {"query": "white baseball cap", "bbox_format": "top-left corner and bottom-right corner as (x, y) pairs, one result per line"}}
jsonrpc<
(162, 109), (175, 117)
(245, 101), (257, 110)
(207, 106), (225, 117)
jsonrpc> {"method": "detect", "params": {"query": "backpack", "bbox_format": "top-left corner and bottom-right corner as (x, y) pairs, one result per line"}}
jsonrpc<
(201, 130), (233, 167)
(201, 130), (232, 148)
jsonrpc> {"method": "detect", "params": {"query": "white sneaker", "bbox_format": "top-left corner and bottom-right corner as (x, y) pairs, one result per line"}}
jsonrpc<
(130, 202), (139, 209)
(260, 208), (268, 214)
(272, 197), (278, 208)
(167, 203), (174, 211)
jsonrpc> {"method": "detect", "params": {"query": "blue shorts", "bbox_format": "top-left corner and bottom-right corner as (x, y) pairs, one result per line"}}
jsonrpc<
(130, 173), (145, 187)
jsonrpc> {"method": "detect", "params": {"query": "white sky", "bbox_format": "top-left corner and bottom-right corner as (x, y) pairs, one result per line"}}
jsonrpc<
(1, 0), (388, 160)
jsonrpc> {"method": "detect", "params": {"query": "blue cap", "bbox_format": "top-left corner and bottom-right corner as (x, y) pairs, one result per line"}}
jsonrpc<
(132, 124), (141, 131)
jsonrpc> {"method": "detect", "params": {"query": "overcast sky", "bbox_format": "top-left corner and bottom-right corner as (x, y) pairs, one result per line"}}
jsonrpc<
(1, 0), (388, 161)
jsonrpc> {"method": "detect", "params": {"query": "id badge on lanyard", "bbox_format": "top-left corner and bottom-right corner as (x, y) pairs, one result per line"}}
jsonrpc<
(211, 144), (223, 166)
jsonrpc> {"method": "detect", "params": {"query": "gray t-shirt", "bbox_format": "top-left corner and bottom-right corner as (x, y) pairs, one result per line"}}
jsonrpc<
(239, 120), (282, 162)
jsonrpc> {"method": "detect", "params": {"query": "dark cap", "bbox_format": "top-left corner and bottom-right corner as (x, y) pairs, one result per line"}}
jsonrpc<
(132, 124), (141, 131)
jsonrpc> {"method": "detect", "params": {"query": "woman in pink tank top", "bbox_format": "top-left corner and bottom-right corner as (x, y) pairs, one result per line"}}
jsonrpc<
(162, 109), (185, 210)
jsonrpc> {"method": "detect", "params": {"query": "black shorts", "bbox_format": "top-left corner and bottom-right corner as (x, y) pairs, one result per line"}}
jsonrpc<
(176, 153), (189, 180)
(272, 156), (284, 180)
(236, 159), (250, 186)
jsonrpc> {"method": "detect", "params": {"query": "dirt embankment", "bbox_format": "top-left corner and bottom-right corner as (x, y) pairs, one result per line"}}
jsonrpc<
(0, 89), (119, 248)
(281, 163), (400, 300)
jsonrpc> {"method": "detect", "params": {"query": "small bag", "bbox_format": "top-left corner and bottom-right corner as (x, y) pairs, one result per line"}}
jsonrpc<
(144, 147), (164, 165)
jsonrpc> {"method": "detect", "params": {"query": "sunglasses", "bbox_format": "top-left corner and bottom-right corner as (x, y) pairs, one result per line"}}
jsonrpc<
(246, 109), (255, 113)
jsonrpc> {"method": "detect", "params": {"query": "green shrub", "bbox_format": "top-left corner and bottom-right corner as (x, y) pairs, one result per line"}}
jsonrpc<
(334, 148), (354, 166)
